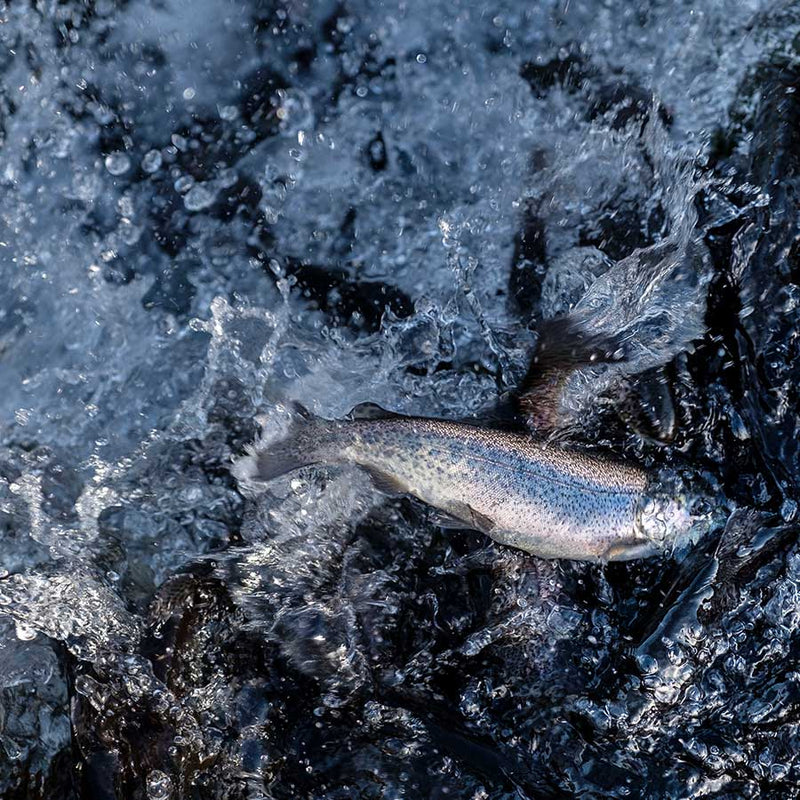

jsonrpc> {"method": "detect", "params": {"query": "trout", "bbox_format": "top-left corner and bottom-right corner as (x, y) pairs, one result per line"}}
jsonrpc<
(234, 405), (690, 562)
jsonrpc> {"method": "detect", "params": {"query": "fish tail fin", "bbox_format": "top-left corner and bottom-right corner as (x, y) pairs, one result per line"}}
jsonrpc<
(232, 403), (337, 485)
(517, 315), (629, 433)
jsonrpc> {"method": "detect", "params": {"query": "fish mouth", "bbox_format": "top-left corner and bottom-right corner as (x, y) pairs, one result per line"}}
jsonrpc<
(600, 538), (663, 562)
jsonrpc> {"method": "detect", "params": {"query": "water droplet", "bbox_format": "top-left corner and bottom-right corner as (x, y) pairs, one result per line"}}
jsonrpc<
(218, 104), (239, 121)
(104, 152), (130, 176)
(146, 769), (173, 800)
(142, 149), (162, 173)
(184, 184), (216, 212)
(3, 738), (24, 761)
(636, 653), (659, 674)
(217, 168), (237, 189)
(14, 621), (37, 641)
(174, 175), (194, 194)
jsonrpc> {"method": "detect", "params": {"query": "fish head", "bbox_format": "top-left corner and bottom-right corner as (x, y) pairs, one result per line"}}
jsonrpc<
(635, 472), (722, 559)
(636, 493), (692, 548)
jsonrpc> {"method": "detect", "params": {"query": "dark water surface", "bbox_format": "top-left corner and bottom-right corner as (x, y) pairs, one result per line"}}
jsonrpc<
(1, 1), (800, 797)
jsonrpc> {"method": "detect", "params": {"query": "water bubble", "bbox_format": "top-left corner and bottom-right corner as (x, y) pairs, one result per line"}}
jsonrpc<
(120, 220), (143, 246)
(218, 104), (239, 121)
(636, 653), (659, 674)
(142, 149), (162, 173)
(184, 184), (216, 212)
(217, 168), (238, 189)
(146, 770), (173, 800)
(174, 175), (194, 194)
(770, 762), (790, 781)
(104, 152), (130, 176)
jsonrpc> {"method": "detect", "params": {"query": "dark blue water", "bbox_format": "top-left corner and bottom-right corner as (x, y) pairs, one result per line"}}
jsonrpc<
(1, 1), (800, 797)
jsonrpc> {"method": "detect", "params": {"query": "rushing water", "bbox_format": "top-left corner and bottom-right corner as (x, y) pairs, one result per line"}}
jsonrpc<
(1, 1), (800, 797)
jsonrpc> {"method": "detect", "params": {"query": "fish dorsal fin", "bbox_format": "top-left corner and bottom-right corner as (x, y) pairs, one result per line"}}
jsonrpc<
(347, 402), (405, 421)
(517, 315), (628, 434)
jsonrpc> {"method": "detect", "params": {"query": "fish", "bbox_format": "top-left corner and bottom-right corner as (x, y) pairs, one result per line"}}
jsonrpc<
(234, 403), (690, 562)
(233, 313), (702, 562)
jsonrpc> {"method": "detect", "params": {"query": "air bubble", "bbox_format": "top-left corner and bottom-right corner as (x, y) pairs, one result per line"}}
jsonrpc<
(142, 149), (162, 173)
(147, 770), (174, 800)
(184, 184), (216, 212)
(104, 152), (131, 176)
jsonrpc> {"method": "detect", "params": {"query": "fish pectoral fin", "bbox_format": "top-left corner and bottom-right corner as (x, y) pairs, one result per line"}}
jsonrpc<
(362, 467), (407, 497)
(600, 538), (661, 562)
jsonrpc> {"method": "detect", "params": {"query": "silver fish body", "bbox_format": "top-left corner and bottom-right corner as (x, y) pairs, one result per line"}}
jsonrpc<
(240, 412), (681, 562)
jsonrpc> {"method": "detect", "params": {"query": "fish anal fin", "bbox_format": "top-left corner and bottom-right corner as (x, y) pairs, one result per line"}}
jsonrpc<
(429, 510), (473, 530)
(433, 503), (495, 534)
(468, 507), (495, 534)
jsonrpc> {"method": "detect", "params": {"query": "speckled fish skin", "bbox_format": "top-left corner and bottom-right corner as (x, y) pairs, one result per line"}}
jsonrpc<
(307, 417), (660, 562)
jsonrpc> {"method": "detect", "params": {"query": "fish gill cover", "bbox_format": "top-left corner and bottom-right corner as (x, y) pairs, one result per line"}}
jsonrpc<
(0, 0), (798, 797)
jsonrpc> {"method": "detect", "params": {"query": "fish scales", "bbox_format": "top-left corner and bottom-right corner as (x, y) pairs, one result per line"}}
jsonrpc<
(333, 418), (651, 560)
